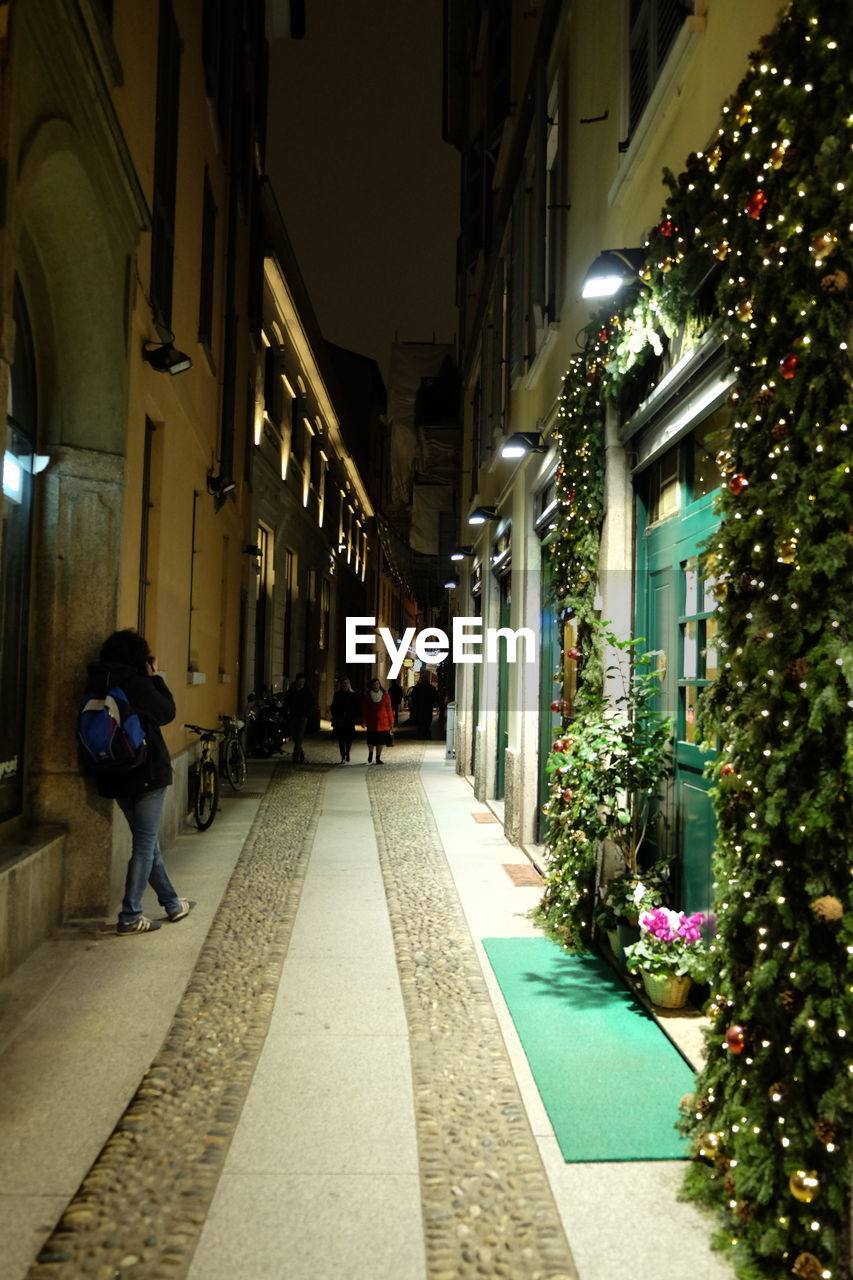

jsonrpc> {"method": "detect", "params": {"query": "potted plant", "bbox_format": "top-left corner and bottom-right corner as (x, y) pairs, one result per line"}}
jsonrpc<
(594, 864), (670, 963)
(624, 907), (710, 1009)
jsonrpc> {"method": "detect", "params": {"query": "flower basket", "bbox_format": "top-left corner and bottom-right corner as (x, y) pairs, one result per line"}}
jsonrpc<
(640, 969), (692, 1009)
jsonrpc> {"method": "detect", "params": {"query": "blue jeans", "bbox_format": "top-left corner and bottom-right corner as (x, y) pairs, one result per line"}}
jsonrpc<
(116, 788), (181, 923)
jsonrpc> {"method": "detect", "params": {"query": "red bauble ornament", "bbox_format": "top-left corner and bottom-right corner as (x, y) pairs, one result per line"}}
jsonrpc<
(745, 189), (768, 219)
(550, 701), (562, 713)
(562, 788), (573, 802)
(598, 326), (609, 342)
(729, 473), (749, 495)
(779, 354), (799, 380)
(720, 762), (736, 778)
(566, 489), (576, 503)
(566, 647), (581, 661)
(725, 1025), (746, 1054)
(660, 217), (677, 237)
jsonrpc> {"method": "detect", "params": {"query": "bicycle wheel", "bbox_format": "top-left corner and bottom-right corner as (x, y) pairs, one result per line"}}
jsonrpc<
(224, 737), (247, 791)
(194, 758), (220, 830)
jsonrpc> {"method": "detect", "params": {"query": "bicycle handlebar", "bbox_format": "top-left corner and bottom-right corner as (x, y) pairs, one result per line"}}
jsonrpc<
(184, 723), (222, 738)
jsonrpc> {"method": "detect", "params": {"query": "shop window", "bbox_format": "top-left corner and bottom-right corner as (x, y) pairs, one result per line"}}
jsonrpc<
(690, 405), (730, 500)
(646, 444), (680, 524)
(679, 556), (719, 744)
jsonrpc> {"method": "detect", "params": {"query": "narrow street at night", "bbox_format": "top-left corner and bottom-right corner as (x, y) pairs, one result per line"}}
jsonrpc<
(2, 735), (729, 1280)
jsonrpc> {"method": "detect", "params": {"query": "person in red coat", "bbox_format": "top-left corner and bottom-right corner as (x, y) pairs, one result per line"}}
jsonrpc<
(362, 677), (394, 764)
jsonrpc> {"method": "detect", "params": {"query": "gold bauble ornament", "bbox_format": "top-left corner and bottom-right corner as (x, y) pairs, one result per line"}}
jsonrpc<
(810, 229), (839, 264)
(811, 895), (843, 921)
(777, 538), (798, 564)
(735, 102), (751, 125)
(660, 256), (675, 273)
(713, 239), (730, 260)
(735, 298), (753, 322)
(769, 144), (787, 170)
(697, 1130), (725, 1161)
(789, 1169), (820, 1203)
(707, 145), (723, 172)
(768, 1081), (786, 1103)
(716, 449), (735, 475)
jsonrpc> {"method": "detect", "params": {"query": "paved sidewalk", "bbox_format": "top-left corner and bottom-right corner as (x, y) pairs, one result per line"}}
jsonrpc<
(0, 738), (732, 1280)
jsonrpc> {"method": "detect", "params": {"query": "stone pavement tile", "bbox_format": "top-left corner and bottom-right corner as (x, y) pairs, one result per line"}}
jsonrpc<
(188, 1172), (426, 1280)
(273, 955), (407, 1036)
(543, 1149), (733, 1280)
(222, 1033), (419, 1176)
(285, 887), (396, 960)
(0, 1196), (70, 1280)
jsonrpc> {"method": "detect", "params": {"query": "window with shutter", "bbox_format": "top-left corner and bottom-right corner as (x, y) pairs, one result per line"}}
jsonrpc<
(627, 0), (691, 141)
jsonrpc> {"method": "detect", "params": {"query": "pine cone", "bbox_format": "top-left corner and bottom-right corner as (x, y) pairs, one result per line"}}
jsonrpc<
(771, 419), (790, 440)
(733, 1200), (753, 1222)
(811, 895), (843, 921)
(815, 1119), (837, 1146)
(781, 145), (801, 173)
(752, 389), (774, 414)
(723, 1175), (737, 1197)
(787, 659), (809, 680)
(792, 1254), (823, 1280)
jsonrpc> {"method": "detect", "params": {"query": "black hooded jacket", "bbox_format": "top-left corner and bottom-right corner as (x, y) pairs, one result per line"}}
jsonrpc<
(84, 660), (176, 799)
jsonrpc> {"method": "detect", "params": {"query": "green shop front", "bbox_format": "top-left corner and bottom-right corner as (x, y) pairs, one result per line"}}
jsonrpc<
(623, 333), (734, 918)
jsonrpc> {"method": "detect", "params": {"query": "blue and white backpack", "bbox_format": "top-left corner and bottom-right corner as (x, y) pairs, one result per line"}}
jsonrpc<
(78, 685), (147, 773)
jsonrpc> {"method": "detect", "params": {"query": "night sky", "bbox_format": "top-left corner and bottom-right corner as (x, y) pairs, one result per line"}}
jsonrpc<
(266, 1), (460, 385)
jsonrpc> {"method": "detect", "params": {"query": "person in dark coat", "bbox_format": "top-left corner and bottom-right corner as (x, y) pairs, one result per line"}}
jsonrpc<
(388, 679), (404, 725)
(86, 629), (191, 935)
(283, 672), (315, 763)
(407, 672), (440, 739)
(330, 676), (361, 763)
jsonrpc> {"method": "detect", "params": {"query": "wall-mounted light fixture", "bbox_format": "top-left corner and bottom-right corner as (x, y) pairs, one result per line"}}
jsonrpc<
(243, 543), (263, 559)
(207, 470), (236, 501)
(500, 431), (547, 459)
(444, 574), (460, 590)
(581, 247), (645, 299)
(449, 545), (472, 561)
(467, 505), (497, 526)
(143, 340), (193, 375)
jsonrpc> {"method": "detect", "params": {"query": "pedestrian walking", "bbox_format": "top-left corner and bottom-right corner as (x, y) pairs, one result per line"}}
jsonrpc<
(283, 672), (315, 763)
(330, 676), (361, 763)
(388, 678), (404, 725)
(362, 677), (394, 764)
(83, 629), (192, 935)
(408, 671), (440, 739)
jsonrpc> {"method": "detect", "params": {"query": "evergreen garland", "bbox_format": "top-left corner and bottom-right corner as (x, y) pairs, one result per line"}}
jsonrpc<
(538, 335), (608, 945)
(541, 1), (852, 1273)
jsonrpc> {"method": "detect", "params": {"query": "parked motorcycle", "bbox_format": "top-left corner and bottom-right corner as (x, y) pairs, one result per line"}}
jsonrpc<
(245, 689), (289, 757)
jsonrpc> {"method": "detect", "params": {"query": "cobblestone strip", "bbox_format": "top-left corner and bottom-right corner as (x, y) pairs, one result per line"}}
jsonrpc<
(27, 764), (326, 1280)
(367, 743), (578, 1280)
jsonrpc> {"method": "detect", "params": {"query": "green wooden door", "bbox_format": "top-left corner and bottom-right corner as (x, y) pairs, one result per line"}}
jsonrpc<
(635, 427), (724, 917)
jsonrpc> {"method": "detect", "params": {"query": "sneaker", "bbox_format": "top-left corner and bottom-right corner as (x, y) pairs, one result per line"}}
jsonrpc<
(117, 916), (161, 935)
(167, 898), (195, 923)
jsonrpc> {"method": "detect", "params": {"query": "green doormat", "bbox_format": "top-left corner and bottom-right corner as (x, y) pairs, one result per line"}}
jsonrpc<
(482, 937), (695, 1162)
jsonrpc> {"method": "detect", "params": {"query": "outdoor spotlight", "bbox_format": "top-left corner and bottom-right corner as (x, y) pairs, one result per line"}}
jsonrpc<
(143, 341), (193, 375)
(581, 248), (646, 299)
(444, 575), (459, 590)
(500, 431), (547, 459)
(207, 471), (236, 500)
(467, 505), (497, 526)
(450, 546), (473, 561)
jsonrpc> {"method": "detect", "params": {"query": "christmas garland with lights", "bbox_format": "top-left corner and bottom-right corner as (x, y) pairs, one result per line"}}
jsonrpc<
(540, 2), (852, 1275)
(538, 337), (608, 945)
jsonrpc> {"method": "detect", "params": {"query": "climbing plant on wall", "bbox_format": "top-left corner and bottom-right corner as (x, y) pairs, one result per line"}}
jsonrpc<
(540, 2), (852, 1274)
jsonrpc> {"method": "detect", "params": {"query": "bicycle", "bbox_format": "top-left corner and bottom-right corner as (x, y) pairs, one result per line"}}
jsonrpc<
(220, 713), (247, 790)
(184, 724), (221, 830)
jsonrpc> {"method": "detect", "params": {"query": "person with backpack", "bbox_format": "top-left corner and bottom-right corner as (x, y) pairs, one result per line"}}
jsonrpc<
(82, 629), (192, 935)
